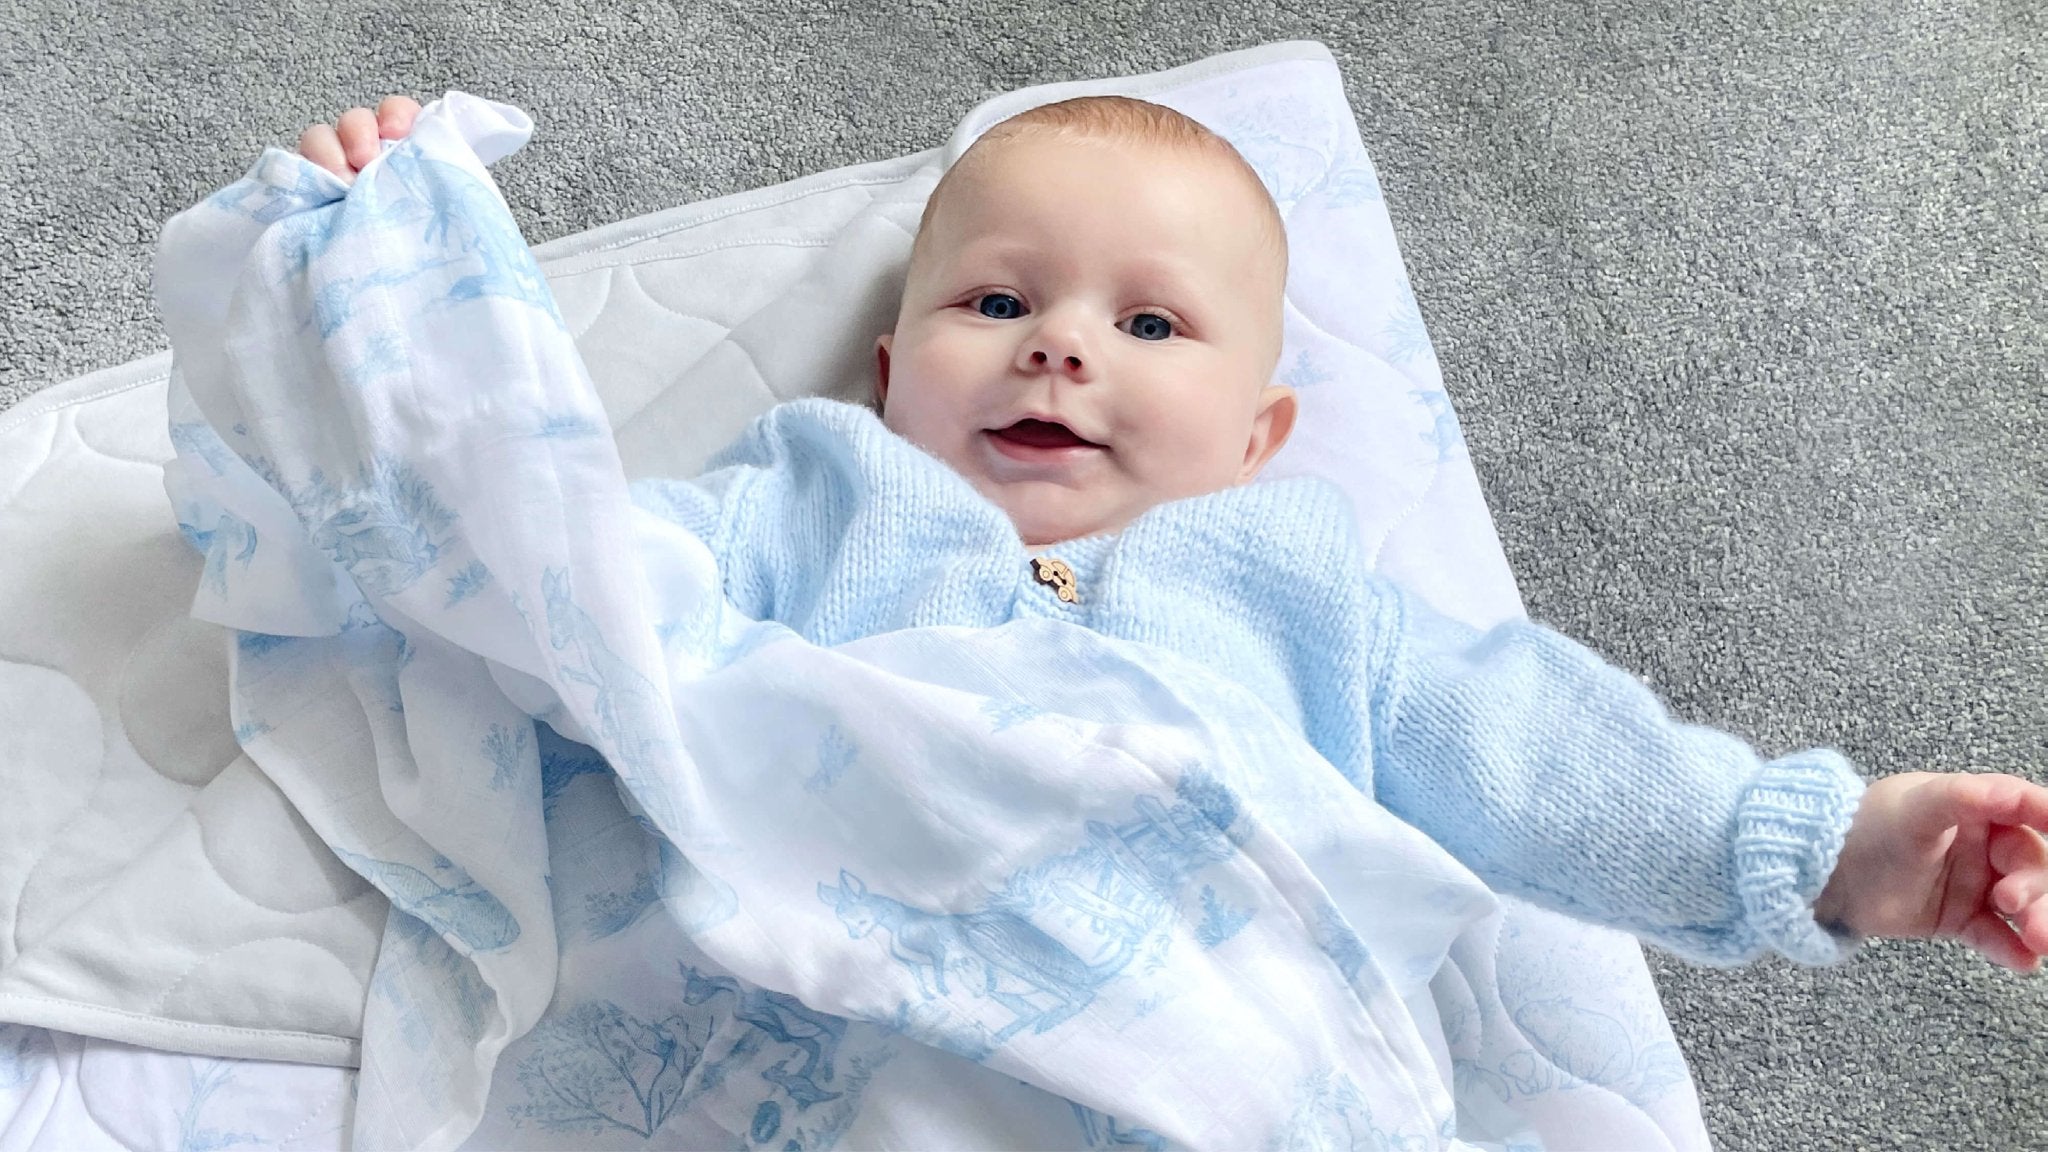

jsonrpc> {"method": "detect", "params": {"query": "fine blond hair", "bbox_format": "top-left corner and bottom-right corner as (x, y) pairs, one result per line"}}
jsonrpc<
(907, 95), (1288, 283)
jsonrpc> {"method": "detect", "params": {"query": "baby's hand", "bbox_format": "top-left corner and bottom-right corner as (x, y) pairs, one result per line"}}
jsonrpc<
(297, 96), (420, 184)
(1814, 771), (2048, 971)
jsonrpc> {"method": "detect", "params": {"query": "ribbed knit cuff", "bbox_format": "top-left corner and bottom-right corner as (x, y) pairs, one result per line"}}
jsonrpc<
(1733, 749), (1869, 965)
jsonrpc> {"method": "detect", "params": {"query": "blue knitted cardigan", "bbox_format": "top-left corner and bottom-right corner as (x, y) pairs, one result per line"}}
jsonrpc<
(633, 398), (1866, 966)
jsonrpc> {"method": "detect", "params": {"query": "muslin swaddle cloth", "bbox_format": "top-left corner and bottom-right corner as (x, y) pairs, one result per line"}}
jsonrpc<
(155, 92), (1695, 1151)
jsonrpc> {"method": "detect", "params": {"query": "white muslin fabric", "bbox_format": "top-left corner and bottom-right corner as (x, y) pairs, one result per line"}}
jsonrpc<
(159, 95), (1521, 1150)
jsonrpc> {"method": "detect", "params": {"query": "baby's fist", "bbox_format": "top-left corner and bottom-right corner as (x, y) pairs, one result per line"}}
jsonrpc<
(1815, 770), (2048, 971)
(298, 96), (420, 184)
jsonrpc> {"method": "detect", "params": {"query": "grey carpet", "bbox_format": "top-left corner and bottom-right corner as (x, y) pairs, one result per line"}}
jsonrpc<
(3, 1), (2043, 1147)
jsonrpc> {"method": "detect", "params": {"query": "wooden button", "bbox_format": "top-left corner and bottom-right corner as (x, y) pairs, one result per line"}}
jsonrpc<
(1031, 556), (1078, 604)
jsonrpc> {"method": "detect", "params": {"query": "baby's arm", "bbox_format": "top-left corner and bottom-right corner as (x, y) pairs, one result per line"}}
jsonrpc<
(1364, 577), (2046, 969)
(296, 96), (419, 184)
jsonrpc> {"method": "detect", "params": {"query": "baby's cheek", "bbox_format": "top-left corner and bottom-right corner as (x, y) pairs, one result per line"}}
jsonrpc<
(1155, 430), (1242, 498)
(881, 378), (954, 445)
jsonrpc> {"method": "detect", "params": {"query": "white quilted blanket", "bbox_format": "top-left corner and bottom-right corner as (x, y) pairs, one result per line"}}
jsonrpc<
(0, 42), (1709, 1152)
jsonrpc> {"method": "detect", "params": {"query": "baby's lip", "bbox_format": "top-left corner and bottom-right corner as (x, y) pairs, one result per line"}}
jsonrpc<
(986, 417), (1106, 450)
(983, 418), (1108, 468)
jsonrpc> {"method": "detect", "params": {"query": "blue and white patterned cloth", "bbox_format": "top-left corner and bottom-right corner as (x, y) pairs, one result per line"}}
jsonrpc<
(637, 396), (1865, 971)
(132, 91), (1801, 1151)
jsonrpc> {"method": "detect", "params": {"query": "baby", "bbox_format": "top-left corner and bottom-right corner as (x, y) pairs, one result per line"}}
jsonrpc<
(300, 96), (2048, 974)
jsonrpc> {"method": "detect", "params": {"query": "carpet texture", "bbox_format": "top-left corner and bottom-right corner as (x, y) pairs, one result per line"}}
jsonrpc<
(2, 2), (2042, 1148)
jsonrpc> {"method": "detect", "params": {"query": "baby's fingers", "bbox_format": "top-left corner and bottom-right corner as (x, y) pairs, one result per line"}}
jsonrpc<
(376, 96), (420, 140)
(2018, 894), (2048, 958)
(336, 107), (382, 172)
(1990, 826), (2048, 957)
(1960, 908), (2042, 973)
(297, 123), (352, 183)
(1989, 822), (2048, 876)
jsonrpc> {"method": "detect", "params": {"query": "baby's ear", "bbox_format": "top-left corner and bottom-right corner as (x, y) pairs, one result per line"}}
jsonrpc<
(873, 334), (894, 412)
(1238, 385), (1298, 483)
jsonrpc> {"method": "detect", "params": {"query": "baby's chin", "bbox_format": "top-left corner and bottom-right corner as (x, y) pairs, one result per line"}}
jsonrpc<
(999, 494), (1134, 549)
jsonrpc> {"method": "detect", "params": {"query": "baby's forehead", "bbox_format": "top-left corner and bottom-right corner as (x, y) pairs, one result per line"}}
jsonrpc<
(955, 127), (1261, 201)
(922, 130), (1282, 253)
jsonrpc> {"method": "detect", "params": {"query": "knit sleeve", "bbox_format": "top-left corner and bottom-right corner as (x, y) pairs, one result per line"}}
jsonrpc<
(628, 461), (772, 620)
(623, 401), (867, 630)
(1365, 576), (1868, 967)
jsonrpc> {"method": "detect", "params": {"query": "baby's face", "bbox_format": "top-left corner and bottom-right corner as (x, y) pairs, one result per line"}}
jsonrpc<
(876, 132), (1294, 547)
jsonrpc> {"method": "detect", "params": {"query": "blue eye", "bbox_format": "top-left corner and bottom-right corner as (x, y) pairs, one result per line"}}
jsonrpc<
(1126, 313), (1173, 341)
(976, 294), (1024, 319)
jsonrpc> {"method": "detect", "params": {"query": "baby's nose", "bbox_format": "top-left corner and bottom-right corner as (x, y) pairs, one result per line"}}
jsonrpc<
(1029, 349), (1085, 374)
(1020, 330), (1092, 380)
(1017, 309), (1094, 380)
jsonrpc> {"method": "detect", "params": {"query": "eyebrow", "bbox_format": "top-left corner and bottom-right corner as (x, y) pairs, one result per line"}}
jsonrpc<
(945, 239), (1217, 296)
(941, 239), (1042, 276)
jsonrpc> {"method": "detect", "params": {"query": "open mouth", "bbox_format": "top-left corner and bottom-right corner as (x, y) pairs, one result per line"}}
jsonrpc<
(987, 418), (1105, 452)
